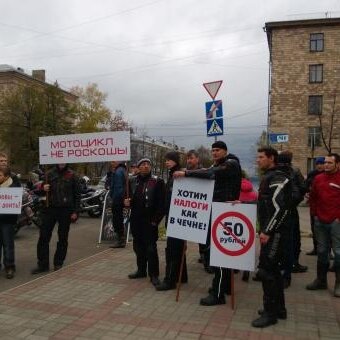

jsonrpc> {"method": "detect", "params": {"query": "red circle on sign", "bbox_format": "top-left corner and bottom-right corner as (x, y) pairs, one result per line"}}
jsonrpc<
(212, 211), (255, 256)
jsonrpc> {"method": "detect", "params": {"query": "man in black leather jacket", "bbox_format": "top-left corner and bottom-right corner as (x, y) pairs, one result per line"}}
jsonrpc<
(31, 164), (81, 274)
(173, 141), (242, 306)
(125, 158), (165, 286)
(252, 147), (292, 328)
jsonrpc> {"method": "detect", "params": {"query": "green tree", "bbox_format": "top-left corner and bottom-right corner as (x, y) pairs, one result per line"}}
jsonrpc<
(71, 83), (111, 133)
(0, 84), (74, 173)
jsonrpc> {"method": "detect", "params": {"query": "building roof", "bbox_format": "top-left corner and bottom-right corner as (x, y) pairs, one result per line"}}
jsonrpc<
(0, 64), (77, 100)
(264, 17), (340, 55)
(265, 17), (340, 32)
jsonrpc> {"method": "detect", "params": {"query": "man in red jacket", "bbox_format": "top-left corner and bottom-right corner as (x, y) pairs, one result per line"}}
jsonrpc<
(306, 153), (340, 297)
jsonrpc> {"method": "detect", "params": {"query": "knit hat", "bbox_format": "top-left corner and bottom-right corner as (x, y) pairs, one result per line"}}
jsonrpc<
(137, 158), (152, 167)
(315, 156), (325, 165)
(212, 141), (228, 150)
(165, 151), (180, 165)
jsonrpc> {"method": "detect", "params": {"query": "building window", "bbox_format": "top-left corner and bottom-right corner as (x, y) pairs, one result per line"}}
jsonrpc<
(307, 158), (315, 173)
(308, 127), (322, 148)
(309, 64), (323, 83)
(308, 95), (323, 115)
(310, 33), (324, 52)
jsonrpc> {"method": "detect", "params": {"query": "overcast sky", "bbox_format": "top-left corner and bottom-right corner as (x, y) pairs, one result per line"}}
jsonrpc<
(1, 0), (340, 170)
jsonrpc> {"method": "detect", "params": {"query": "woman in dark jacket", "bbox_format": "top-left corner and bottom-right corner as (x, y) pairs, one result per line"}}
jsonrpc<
(0, 166), (21, 279)
(156, 151), (188, 291)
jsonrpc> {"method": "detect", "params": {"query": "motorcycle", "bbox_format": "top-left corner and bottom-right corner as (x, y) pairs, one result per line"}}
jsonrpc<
(14, 189), (43, 235)
(80, 188), (107, 217)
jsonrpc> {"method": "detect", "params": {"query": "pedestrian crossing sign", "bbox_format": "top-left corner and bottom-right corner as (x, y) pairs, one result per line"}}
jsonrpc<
(207, 118), (223, 136)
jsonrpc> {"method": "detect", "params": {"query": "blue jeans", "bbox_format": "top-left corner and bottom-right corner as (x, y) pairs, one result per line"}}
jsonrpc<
(314, 218), (340, 268)
(0, 223), (15, 270)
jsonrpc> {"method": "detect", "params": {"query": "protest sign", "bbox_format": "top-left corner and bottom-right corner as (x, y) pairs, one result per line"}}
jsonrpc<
(210, 202), (256, 271)
(39, 131), (130, 164)
(166, 177), (214, 244)
(0, 187), (23, 214)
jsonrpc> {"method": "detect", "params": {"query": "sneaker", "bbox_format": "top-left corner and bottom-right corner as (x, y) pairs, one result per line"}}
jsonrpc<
(200, 294), (225, 306)
(31, 267), (49, 275)
(54, 265), (62, 271)
(292, 263), (308, 273)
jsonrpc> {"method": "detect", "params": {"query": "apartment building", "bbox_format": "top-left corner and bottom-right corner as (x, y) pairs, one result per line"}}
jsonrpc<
(265, 18), (340, 174)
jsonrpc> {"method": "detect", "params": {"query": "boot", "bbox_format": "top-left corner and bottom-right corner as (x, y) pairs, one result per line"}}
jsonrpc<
(306, 262), (328, 290)
(200, 294), (225, 306)
(252, 313), (277, 328)
(155, 280), (176, 291)
(334, 267), (340, 297)
(258, 308), (287, 320)
(128, 270), (147, 279)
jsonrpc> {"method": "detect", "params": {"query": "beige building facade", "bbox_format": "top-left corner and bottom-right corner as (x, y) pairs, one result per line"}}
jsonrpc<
(265, 18), (340, 175)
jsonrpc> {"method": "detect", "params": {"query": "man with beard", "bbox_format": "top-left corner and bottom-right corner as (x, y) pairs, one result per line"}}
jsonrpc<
(173, 141), (242, 306)
(125, 158), (165, 286)
(31, 164), (81, 274)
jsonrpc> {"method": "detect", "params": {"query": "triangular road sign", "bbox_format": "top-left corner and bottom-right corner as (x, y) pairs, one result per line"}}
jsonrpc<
(203, 80), (223, 100)
(208, 119), (223, 135)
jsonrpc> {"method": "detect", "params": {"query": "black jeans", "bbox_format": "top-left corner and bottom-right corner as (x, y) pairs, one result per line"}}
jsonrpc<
(112, 203), (124, 238)
(258, 232), (285, 316)
(163, 236), (187, 286)
(0, 223), (15, 270)
(37, 207), (71, 269)
(132, 223), (159, 277)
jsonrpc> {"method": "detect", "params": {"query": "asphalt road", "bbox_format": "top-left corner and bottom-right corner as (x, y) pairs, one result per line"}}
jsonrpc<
(0, 213), (110, 292)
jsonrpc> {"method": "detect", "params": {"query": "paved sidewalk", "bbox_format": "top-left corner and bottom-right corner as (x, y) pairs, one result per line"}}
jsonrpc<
(0, 207), (339, 339)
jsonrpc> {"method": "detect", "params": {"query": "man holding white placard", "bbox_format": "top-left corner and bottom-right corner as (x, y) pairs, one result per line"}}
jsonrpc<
(174, 141), (242, 306)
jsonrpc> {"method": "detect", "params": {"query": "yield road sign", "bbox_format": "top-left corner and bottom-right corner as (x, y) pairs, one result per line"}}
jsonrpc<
(205, 100), (223, 119)
(203, 80), (223, 100)
(207, 118), (223, 136)
(211, 211), (255, 256)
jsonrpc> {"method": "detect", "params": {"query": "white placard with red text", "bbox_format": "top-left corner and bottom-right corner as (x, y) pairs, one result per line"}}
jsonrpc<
(0, 187), (23, 214)
(166, 177), (214, 244)
(210, 202), (256, 271)
(39, 131), (130, 164)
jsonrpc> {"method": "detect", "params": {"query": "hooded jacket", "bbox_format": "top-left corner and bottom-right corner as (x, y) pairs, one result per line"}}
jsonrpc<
(185, 153), (242, 202)
(109, 163), (126, 204)
(239, 178), (257, 202)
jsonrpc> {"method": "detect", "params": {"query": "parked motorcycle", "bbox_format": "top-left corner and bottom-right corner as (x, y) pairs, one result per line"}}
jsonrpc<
(80, 188), (107, 217)
(14, 189), (43, 235)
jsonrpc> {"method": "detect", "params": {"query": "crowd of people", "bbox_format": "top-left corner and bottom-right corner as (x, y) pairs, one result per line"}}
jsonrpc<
(0, 142), (339, 329)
